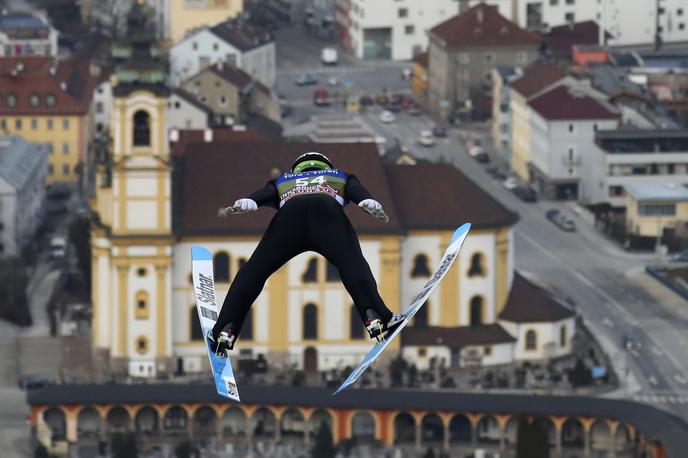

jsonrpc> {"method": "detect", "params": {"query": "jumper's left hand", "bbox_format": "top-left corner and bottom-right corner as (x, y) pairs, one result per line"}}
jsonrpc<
(359, 199), (389, 223)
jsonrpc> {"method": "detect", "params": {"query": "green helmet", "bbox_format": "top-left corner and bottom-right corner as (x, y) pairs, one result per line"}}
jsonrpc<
(291, 152), (333, 174)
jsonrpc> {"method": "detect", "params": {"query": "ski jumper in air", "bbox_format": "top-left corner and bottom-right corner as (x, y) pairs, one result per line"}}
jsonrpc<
(208, 152), (403, 354)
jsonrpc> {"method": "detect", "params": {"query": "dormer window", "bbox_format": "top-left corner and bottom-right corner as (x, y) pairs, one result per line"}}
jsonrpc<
(46, 93), (56, 107)
(30, 93), (40, 107)
(7, 93), (16, 107)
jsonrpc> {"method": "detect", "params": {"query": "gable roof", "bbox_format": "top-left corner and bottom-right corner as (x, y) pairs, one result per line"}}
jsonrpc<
(542, 21), (607, 59)
(510, 60), (568, 98)
(0, 136), (47, 189)
(207, 63), (254, 92)
(0, 56), (97, 115)
(499, 272), (576, 323)
(528, 85), (617, 121)
(209, 19), (273, 52)
(430, 3), (540, 48)
(384, 163), (519, 230)
(169, 128), (267, 157)
(170, 88), (213, 114)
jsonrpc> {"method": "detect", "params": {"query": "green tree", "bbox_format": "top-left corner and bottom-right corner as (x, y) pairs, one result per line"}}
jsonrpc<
(68, 216), (91, 291)
(311, 421), (335, 458)
(34, 444), (49, 458)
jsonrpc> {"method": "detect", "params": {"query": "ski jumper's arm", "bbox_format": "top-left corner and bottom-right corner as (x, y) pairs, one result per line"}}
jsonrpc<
(245, 181), (279, 209)
(344, 174), (373, 204)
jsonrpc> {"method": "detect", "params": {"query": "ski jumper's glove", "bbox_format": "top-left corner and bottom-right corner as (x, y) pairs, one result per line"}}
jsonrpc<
(218, 198), (258, 217)
(359, 199), (389, 223)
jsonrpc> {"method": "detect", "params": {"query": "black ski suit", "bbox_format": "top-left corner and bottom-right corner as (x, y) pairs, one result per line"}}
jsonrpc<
(212, 173), (394, 340)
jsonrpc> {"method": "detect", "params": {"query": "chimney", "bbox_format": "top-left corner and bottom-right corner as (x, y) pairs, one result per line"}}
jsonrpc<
(169, 129), (179, 142)
(203, 129), (213, 142)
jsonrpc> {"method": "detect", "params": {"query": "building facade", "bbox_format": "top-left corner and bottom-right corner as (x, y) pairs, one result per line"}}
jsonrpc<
(625, 183), (688, 239)
(159, 0), (245, 43)
(0, 136), (48, 257)
(491, 66), (520, 161)
(0, 11), (58, 57)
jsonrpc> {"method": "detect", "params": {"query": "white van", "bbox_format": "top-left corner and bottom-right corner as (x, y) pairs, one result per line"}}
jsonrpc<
(321, 47), (338, 65)
(49, 235), (67, 260)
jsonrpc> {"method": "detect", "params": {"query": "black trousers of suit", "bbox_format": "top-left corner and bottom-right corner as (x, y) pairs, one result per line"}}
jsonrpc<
(212, 194), (393, 340)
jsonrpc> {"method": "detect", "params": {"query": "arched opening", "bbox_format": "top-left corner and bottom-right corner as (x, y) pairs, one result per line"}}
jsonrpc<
(77, 407), (102, 439)
(470, 296), (483, 326)
(307, 410), (333, 442)
(350, 304), (364, 339)
(504, 416), (519, 446)
(468, 253), (486, 276)
(393, 412), (415, 445)
(351, 411), (376, 444)
(561, 418), (585, 449)
(190, 307), (203, 341)
(251, 408), (277, 438)
(412, 301), (428, 327)
(44, 408), (66, 441)
(538, 417), (557, 447)
(476, 415), (500, 444)
(135, 406), (159, 436)
(411, 254), (431, 277)
(448, 415), (472, 444)
(193, 406), (217, 437)
(134, 290), (149, 319)
(106, 407), (131, 434)
(304, 346), (318, 373)
(213, 252), (230, 283)
(302, 257), (318, 283)
(560, 324), (568, 347)
(421, 413), (444, 447)
(221, 407), (247, 439)
(590, 419), (613, 452)
(133, 110), (151, 146)
(163, 406), (188, 435)
(615, 423), (632, 453)
(525, 329), (537, 350)
(303, 303), (317, 340)
(281, 409), (306, 442)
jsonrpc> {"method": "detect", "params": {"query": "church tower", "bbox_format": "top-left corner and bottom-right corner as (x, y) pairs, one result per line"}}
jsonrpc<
(91, 3), (174, 378)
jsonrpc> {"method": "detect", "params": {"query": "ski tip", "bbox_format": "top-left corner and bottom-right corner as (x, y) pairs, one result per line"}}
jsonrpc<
(191, 246), (212, 261)
(450, 223), (471, 244)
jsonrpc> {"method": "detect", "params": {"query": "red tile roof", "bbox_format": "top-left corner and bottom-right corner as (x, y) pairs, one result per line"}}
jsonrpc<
(510, 60), (568, 98)
(528, 85), (618, 120)
(430, 3), (540, 48)
(169, 128), (267, 157)
(0, 56), (96, 116)
(499, 272), (576, 323)
(208, 63), (253, 91)
(401, 324), (516, 349)
(412, 51), (428, 69)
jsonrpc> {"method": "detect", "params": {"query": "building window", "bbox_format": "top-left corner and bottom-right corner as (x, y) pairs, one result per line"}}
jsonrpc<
(46, 93), (55, 106)
(62, 143), (69, 154)
(135, 291), (150, 319)
(418, 347), (427, 357)
(48, 164), (54, 175)
(411, 254), (431, 278)
(47, 143), (53, 154)
(63, 164), (69, 175)
(137, 268), (147, 277)
(96, 102), (103, 113)
(483, 52), (495, 63)
(350, 305), (364, 339)
(550, 0), (559, 4)
(192, 42), (198, 50)
(62, 119), (69, 130)
(213, 251), (230, 282)
(560, 325), (567, 347)
(0, 119), (5, 130)
(566, 0), (574, 4)
(302, 257), (318, 283)
(326, 262), (340, 282)
(638, 203), (676, 216)
(565, 12), (575, 22)
(30, 93), (40, 107)
(668, 163), (675, 174)
(468, 253), (486, 277)
(568, 124), (574, 133)
(303, 304), (317, 340)
(484, 345), (492, 356)
(678, 8), (684, 16)
(31, 119), (38, 130)
(458, 53), (469, 64)
(190, 307), (203, 340)
(680, 23), (685, 31)
(242, 308), (253, 340)
(135, 336), (149, 355)
(516, 51), (528, 64)
(470, 296), (483, 326)
(398, 8), (408, 17)
(15, 119), (22, 130)
(405, 25), (414, 34)
(218, 95), (227, 107)
(213, 43), (219, 51)
(47, 119), (53, 130)
(7, 93), (16, 107)
(525, 329), (537, 350)
(133, 110), (151, 146)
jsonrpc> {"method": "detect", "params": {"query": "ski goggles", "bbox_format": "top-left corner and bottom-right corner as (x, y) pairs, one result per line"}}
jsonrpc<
(292, 160), (332, 174)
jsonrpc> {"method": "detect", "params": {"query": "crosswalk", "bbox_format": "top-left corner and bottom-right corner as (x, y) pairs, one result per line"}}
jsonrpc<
(632, 393), (688, 405)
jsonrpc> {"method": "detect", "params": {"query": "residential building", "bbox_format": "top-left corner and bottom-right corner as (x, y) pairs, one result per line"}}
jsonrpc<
(428, 4), (540, 121)
(491, 66), (520, 161)
(528, 85), (619, 200)
(170, 18), (275, 87)
(0, 137), (48, 257)
(180, 62), (280, 126)
(625, 183), (688, 241)
(161, 0), (245, 43)
(335, 0), (352, 51)
(339, 0), (460, 60)
(0, 56), (97, 184)
(166, 88), (213, 130)
(303, 0), (336, 39)
(594, 129), (688, 207)
(0, 11), (58, 57)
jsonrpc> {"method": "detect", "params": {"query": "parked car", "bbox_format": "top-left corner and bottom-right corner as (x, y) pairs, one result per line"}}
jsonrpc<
(432, 126), (447, 138)
(671, 250), (688, 262)
(475, 152), (490, 163)
(49, 235), (68, 260)
(546, 209), (576, 232)
(379, 110), (395, 123)
(401, 68), (412, 80)
(384, 103), (402, 113)
(407, 104), (421, 116)
(295, 73), (318, 86)
(418, 130), (435, 147)
(375, 94), (388, 105)
(468, 143), (483, 157)
(327, 76), (339, 87)
(313, 87), (331, 106)
(502, 176), (519, 190)
(512, 185), (538, 202)
(359, 95), (374, 107)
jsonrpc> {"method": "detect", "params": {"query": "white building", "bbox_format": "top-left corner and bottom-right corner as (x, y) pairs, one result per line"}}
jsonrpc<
(340, 0), (460, 60)
(0, 137), (48, 257)
(166, 89), (212, 131)
(169, 18), (276, 87)
(0, 11), (58, 57)
(93, 80), (112, 134)
(466, 0), (688, 48)
(527, 85), (619, 201)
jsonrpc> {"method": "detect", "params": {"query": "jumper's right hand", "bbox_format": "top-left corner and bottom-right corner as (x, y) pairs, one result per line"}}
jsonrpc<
(218, 199), (258, 217)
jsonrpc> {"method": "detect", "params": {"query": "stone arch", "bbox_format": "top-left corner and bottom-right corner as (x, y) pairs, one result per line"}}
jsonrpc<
(43, 407), (67, 440)
(561, 418), (585, 448)
(504, 416), (519, 445)
(221, 407), (247, 439)
(106, 406), (131, 434)
(280, 408), (306, 442)
(193, 405), (217, 437)
(308, 409), (334, 442)
(134, 406), (159, 436)
(351, 411), (376, 444)
(538, 417), (557, 447)
(421, 413), (444, 447)
(251, 407), (277, 438)
(448, 414), (472, 444)
(411, 253), (431, 277)
(468, 252), (487, 277)
(615, 423), (632, 453)
(77, 407), (102, 439)
(525, 328), (538, 350)
(393, 412), (415, 445)
(590, 419), (613, 451)
(476, 415), (500, 444)
(162, 405), (188, 435)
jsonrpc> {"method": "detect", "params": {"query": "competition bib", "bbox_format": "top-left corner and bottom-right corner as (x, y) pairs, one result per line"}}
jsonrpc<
(275, 169), (347, 207)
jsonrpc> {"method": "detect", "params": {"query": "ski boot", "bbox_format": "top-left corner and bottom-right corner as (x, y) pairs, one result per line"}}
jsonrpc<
(207, 323), (236, 357)
(365, 310), (404, 342)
